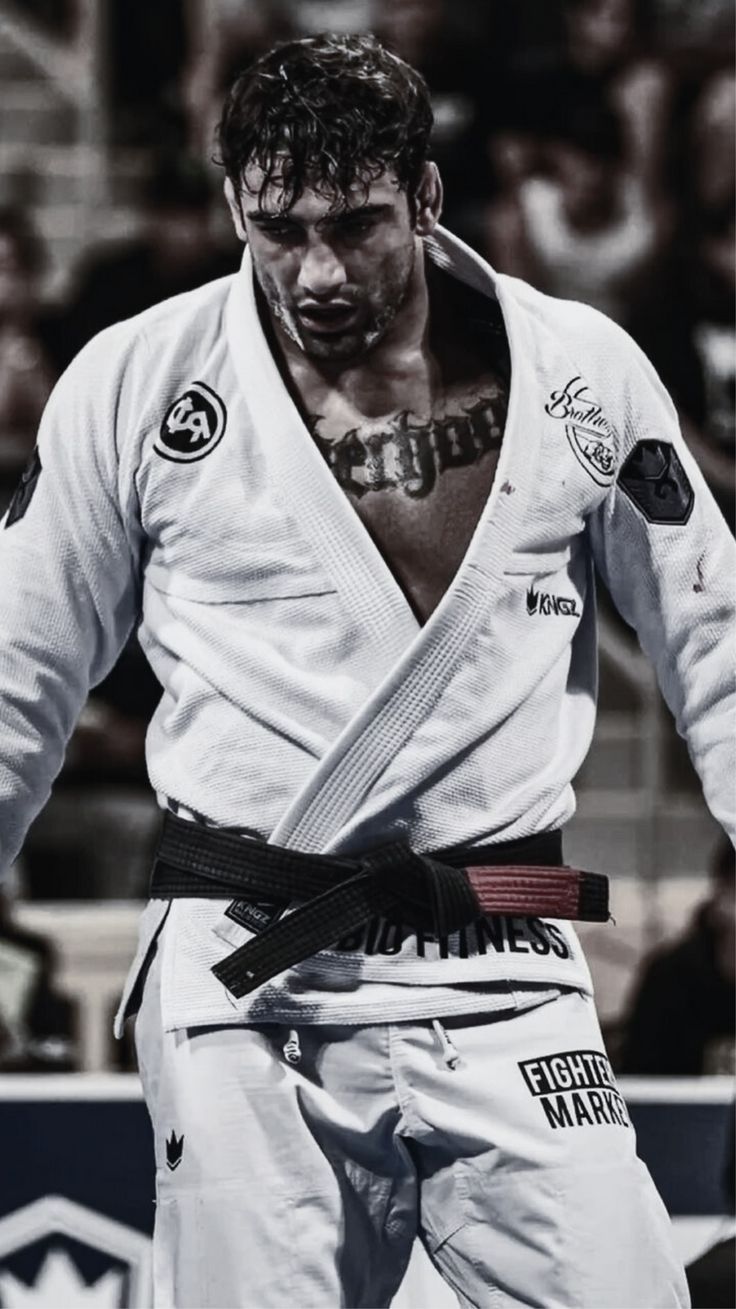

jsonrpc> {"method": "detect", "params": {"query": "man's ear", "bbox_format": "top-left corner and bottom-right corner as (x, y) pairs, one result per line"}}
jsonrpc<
(413, 162), (443, 236)
(224, 177), (247, 242)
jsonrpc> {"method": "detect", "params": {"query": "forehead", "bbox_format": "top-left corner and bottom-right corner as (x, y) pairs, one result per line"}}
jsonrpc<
(240, 161), (403, 219)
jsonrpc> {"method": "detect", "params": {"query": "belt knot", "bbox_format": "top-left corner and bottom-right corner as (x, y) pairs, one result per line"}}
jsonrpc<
(357, 842), (480, 936)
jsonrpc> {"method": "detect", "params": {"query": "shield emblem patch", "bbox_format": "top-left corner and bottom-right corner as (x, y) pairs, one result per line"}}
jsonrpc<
(619, 440), (694, 524)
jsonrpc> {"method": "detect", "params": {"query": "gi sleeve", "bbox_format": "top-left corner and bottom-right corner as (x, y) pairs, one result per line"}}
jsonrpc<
(0, 325), (144, 877)
(587, 318), (736, 840)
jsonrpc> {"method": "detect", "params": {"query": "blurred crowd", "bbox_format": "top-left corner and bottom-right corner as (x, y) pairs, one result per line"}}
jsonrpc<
(0, 0), (733, 1077)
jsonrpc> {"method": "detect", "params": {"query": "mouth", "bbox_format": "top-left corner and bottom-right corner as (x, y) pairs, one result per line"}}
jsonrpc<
(297, 303), (359, 335)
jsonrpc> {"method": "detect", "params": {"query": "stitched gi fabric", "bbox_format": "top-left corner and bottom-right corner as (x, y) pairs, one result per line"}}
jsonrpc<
(136, 943), (689, 1309)
(0, 227), (732, 1029)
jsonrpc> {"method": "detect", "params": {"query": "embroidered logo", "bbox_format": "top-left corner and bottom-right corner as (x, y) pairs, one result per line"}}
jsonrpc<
(519, 1049), (631, 1130)
(545, 376), (616, 486)
(565, 423), (616, 485)
(619, 440), (694, 524)
(225, 898), (286, 934)
(155, 381), (227, 463)
(526, 585), (580, 617)
(4, 447), (42, 528)
(166, 1130), (184, 1171)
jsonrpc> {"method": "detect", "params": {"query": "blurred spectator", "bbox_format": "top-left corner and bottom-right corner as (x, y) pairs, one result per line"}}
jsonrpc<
(647, 0), (735, 72)
(537, 0), (674, 190)
(507, 98), (666, 323)
(373, 0), (505, 231)
(286, 0), (372, 33)
(629, 70), (735, 526)
(561, 0), (672, 181)
(52, 155), (240, 372)
(0, 207), (56, 512)
(182, 0), (294, 165)
(687, 1229), (736, 1309)
(688, 68), (735, 219)
(15, 0), (76, 38)
(619, 838), (735, 1075)
(109, 0), (189, 149)
(486, 0), (674, 184)
(0, 883), (77, 1071)
(481, 1), (674, 315)
(685, 1111), (735, 1309)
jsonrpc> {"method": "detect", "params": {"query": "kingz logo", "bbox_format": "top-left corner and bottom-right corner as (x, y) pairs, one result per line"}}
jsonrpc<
(519, 1049), (631, 1130)
(166, 1130), (184, 1171)
(526, 585), (580, 617)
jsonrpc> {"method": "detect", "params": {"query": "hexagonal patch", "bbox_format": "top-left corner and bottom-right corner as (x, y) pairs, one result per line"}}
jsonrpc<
(619, 440), (694, 525)
(0, 1196), (151, 1307)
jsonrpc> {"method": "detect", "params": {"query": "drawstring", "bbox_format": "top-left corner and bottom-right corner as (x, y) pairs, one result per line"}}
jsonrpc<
(283, 1028), (301, 1065)
(432, 1019), (462, 1071)
(284, 1023), (461, 1070)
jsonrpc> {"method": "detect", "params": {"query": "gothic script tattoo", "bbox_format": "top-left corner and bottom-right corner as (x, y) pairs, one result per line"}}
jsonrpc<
(309, 394), (506, 500)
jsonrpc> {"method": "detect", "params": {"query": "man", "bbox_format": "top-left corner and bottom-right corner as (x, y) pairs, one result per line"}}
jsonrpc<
(620, 837), (735, 1076)
(0, 33), (731, 1308)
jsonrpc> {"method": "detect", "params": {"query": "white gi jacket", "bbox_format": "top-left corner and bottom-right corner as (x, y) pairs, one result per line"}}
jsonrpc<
(0, 228), (733, 1030)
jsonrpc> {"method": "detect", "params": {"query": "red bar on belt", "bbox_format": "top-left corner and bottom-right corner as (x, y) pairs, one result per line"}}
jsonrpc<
(465, 865), (609, 922)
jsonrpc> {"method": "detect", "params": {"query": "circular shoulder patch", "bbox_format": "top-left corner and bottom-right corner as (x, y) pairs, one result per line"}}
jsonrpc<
(155, 381), (227, 463)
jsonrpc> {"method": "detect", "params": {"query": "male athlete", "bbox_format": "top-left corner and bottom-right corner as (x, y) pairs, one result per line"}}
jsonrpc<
(1, 33), (732, 1308)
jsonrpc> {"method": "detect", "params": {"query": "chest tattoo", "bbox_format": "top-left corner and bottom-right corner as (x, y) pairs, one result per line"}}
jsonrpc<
(309, 393), (506, 500)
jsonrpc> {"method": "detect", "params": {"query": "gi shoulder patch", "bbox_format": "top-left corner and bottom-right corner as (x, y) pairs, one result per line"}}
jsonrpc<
(155, 381), (227, 463)
(619, 439), (694, 524)
(4, 447), (41, 528)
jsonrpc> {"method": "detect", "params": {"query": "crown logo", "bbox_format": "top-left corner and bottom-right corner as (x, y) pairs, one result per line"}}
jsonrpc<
(0, 1250), (123, 1307)
(166, 1130), (184, 1171)
(526, 585), (539, 615)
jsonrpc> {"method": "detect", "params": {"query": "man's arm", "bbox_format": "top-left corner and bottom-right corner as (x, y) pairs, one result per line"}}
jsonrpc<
(587, 323), (735, 839)
(0, 325), (144, 877)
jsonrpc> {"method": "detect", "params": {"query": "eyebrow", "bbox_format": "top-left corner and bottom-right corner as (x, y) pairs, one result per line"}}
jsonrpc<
(246, 203), (392, 226)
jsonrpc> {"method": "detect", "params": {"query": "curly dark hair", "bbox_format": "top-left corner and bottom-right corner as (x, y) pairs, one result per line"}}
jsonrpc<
(216, 33), (434, 215)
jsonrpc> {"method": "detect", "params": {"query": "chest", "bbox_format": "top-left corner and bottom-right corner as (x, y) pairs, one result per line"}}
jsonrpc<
(307, 379), (508, 624)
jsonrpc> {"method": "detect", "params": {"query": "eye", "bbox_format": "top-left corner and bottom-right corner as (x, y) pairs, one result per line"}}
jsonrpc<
(336, 215), (377, 238)
(257, 223), (301, 244)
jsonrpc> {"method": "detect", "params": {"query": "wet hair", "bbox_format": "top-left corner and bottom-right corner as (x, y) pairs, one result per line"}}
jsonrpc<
(216, 33), (433, 215)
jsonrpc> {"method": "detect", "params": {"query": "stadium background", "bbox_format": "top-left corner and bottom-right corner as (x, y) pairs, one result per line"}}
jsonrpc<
(0, 2), (732, 1306)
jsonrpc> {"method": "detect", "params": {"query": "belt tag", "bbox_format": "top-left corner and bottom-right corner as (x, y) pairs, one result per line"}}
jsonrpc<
(224, 899), (287, 934)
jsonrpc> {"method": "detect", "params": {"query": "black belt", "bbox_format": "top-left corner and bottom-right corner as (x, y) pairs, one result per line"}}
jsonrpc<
(150, 813), (609, 998)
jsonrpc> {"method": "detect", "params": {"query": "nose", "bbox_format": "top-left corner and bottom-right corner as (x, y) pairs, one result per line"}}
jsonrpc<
(297, 237), (346, 300)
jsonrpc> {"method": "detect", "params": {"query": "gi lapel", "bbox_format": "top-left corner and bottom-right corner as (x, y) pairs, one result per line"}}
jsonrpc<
(226, 230), (541, 851)
(226, 251), (420, 665)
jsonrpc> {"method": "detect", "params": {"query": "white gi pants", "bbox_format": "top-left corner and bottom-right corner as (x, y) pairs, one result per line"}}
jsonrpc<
(135, 945), (689, 1309)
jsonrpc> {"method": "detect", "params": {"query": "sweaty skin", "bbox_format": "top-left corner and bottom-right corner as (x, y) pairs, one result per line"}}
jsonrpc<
(226, 165), (510, 624)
